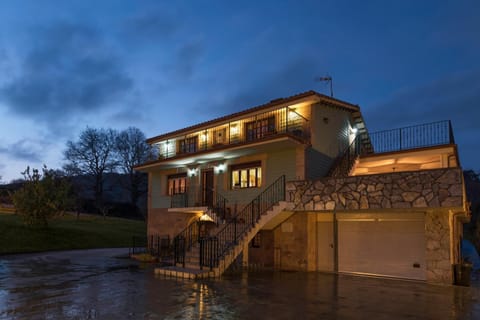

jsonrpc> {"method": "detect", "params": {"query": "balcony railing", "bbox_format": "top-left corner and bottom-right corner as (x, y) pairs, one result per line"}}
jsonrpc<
(154, 107), (310, 160)
(369, 120), (454, 154)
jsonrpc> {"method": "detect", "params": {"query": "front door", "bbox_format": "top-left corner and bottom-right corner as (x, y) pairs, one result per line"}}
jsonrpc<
(202, 169), (214, 207)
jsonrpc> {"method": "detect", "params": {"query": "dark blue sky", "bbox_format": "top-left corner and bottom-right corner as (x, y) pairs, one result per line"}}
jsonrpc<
(0, 0), (479, 182)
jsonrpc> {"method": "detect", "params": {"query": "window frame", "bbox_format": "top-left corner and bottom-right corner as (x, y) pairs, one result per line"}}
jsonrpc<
(231, 161), (262, 189)
(245, 116), (276, 141)
(177, 136), (198, 154)
(167, 173), (188, 195)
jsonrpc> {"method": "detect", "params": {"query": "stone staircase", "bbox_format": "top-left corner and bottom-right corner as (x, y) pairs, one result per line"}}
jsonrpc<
(155, 201), (287, 279)
(155, 175), (287, 279)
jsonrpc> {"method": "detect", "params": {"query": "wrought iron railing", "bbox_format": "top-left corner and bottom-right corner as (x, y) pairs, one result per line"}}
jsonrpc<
(170, 187), (228, 216)
(207, 188), (228, 223)
(130, 234), (171, 258)
(369, 120), (454, 153)
(154, 107), (310, 160)
(328, 132), (370, 177)
(328, 120), (455, 177)
(199, 175), (286, 270)
(173, 218), (200, 267)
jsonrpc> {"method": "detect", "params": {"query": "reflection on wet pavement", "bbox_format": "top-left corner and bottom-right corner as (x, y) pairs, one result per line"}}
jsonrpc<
(1, 248), (480, 319)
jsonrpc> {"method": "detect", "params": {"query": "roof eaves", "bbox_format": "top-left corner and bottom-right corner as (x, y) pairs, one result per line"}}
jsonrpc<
(146, 90), (360, 144)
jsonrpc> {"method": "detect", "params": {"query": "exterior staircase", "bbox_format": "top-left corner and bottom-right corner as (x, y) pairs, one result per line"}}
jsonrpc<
(328, 131), (374, 177)
(155, 175), (287, 279)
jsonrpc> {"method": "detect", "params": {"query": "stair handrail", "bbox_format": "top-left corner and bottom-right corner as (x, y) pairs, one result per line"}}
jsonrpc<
(209, 189), (228, 224)
(173, 217), (200, 266)
(201, 175), (286, 269)
(328, 132), (370, 177)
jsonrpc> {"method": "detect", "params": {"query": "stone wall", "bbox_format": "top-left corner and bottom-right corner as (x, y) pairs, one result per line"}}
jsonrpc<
(147, 208), (197, 239)
(425, 211), (452, 283)
(287, 168), (464, 211)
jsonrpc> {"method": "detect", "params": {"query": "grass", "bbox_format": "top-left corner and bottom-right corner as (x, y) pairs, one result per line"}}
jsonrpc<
(0, 213), (146, 255)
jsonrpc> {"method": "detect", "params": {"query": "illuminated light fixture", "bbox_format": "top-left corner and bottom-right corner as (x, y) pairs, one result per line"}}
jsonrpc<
(288, 107), (299, 119)
(350, 127), (358, 135)
(201, 133), (208, 142)
(230, 124), (239, 135)
(200, 213), (214, 222)
(215, 163), (225, 174)
(188, 167), (198, 177)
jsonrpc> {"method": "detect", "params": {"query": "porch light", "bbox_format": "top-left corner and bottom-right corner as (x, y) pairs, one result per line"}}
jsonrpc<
(230, 124), (239, 135)
(215, 163), (225, 174)
(288, 107), (300, 121)
(188, 168), (198, 177)
(201, 133), (208, 142)
(200, 213), (214, 222)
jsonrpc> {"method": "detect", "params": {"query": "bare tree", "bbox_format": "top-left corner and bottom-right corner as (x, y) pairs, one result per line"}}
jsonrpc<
(64, 127), (118, 212)
(115, 127), (153, 215)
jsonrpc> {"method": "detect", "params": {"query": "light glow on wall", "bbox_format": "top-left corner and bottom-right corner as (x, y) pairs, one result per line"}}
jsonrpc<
(230, 123), (239, 136)
(214, 163), (225, 174)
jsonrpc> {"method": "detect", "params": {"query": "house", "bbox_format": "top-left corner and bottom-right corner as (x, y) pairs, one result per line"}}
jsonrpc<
(135, 90), (469, 284)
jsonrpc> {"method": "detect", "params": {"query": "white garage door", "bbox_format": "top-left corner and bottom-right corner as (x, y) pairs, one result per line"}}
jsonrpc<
(338, 215), (426, 280)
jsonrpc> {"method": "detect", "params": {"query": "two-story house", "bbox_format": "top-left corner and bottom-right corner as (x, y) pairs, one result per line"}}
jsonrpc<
(136, 90), (469, 284)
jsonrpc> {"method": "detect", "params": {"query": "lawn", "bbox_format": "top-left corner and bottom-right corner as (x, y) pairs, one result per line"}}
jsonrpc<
(0, 213), (146, 255)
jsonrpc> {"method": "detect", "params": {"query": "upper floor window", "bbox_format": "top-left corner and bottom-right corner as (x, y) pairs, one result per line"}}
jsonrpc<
(178, 136), (198, 154)
(168, 173), (187, 195)
(246, 116), (275, 141)
(231, 161), (262, 189)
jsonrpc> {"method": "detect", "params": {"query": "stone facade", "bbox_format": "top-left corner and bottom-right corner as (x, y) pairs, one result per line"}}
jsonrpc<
(425, 211), (452, 283)
(280, 168), (467, 284)
(287, 168), (464, 211)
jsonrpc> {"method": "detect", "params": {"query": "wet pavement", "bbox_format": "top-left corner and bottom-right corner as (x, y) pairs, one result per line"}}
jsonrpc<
(1, 248), (480, 319)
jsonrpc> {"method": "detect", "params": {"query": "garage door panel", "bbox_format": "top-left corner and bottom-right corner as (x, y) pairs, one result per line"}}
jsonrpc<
(338, 218), (426, 280)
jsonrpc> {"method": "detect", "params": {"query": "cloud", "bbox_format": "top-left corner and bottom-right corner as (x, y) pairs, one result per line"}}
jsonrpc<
(123, 10), (179, 41)
(366, 70), (480, 132)
(189, 55), (321, 120)
(0, 139), (45, 162)
(169, 40), (204, 80)
(0, 21), (133, 129)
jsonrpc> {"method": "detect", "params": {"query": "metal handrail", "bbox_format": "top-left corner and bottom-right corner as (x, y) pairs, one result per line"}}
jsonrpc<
(199, 175), (286, 269)
(328, 132), (370, 177)
(154, 106), (311, 160)
(369, 120), (454, 153)
(173, 218), (200, 267)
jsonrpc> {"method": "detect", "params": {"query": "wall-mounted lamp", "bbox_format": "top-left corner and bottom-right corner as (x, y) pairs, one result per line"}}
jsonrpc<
(188, 168), (198, 177)
(215, 163), (225, 174)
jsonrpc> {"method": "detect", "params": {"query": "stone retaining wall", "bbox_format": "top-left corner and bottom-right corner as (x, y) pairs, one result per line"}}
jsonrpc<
(287, 168), (464, 211)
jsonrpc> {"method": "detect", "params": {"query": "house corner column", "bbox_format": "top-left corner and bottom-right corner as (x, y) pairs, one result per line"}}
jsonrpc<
(425, 210), (453, 284)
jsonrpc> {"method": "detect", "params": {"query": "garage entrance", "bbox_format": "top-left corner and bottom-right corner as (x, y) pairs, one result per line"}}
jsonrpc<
(336, 213), (426, 280)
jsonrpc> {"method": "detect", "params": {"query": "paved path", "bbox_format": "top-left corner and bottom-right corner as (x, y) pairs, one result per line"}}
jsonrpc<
(1, 248), (480, 319)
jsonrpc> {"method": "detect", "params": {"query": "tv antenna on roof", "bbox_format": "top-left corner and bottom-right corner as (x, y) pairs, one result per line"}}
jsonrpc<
(315, 75), (333, 97)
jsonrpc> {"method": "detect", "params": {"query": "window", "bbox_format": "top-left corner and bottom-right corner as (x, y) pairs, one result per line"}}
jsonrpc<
(246, 116), (275, 141)
(168, 173), (187, 195)
(231, 161), (262, 189)
(178, 136), (198, 154)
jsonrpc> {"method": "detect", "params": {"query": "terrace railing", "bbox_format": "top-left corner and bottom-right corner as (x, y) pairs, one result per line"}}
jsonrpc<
(369, 120), (454, 154)
(155, 107), (310, 160)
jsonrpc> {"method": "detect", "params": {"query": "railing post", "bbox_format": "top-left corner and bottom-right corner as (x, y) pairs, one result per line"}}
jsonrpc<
(234, 217), (237, 244)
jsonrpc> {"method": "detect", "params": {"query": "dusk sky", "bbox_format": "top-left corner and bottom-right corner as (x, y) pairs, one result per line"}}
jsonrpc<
(0, 0), (479, 182)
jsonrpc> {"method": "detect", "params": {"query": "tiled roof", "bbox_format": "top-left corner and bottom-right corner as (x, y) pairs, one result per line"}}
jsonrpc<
(146, 90), (360, 143)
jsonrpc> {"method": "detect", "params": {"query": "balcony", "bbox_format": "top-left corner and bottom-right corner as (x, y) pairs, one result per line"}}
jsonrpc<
(328, 120), (456, 177)
(153, 107), (310, 160)
(369, 120), (455, 154)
